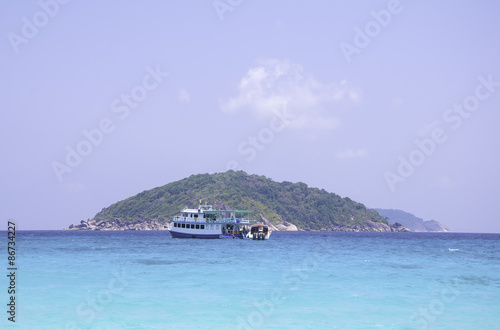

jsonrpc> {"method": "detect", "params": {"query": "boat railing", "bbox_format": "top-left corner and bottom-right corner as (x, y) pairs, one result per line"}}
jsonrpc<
(217, 218), (253, 224)
(172, 216), (255, 224)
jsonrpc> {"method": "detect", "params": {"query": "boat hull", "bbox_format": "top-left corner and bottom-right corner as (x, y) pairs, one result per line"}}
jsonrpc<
(219, 234), (244, 239)
(248, 232), (271, 240)
(169, 230), (220, 239)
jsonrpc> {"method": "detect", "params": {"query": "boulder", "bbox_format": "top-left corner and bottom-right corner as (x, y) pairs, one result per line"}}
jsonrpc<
(275, 221), (299, 231)
(259, 215), (279, 231)
(390, 222), (412, 232)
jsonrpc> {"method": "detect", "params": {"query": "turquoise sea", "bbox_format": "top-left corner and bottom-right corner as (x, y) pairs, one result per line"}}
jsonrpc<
(3, 231), (500, 329)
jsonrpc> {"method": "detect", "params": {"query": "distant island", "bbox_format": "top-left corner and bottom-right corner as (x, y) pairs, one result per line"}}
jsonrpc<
(374, 208), (450, 232)
(66, 171), (413, 232)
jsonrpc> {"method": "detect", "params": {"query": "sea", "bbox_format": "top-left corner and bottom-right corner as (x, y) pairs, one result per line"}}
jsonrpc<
(3, 231), (500, 329)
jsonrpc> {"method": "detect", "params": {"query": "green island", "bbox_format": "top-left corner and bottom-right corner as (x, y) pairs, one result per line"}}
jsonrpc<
(65, 171), (441, 232)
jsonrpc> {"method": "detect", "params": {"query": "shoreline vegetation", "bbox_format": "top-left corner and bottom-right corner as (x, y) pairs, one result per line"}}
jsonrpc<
(64, 171), (447, 232)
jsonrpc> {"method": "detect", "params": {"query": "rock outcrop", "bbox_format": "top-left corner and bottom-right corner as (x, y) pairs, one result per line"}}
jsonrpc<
(390, 222), (412, 232)
(65, 219), (168, 231)
(275, 221), (299, 231)
(322, 221), (411, 232)
(259, 215), (279, 231)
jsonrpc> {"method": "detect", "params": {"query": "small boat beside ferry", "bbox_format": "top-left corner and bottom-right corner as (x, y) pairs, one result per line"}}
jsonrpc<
(169, 204), (271, 240)
(249, 223), (271, 240)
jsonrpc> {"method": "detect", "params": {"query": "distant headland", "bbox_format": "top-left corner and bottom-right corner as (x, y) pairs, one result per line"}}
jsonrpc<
(374, 208), (450, 232)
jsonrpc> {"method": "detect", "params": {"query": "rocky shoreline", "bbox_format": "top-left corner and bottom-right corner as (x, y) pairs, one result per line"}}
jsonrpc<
(64, 219), (168, 231)
(65, 216), (410, 232)
(298, 222), (410, 232)
(258, 215), (410, 232)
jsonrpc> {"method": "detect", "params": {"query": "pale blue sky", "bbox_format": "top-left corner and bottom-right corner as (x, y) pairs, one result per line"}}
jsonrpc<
(1, 1), (499, 232)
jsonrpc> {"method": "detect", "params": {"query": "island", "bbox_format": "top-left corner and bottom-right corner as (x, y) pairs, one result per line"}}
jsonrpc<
(65, 171), (412, 232)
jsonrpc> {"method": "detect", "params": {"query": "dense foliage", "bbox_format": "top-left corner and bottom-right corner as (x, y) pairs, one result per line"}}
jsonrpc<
(93, 171), (388, 230)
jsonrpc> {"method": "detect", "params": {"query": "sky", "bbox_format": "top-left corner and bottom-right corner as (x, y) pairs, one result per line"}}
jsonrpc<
(1, 0), (499, 232)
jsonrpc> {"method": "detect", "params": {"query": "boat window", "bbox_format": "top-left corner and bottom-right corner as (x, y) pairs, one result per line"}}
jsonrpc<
(196, 225), (200, 229)
(191, 224), (195, 229)
(181, 224), (185, 228)
(201, 225), (205, 229)
(173, 223), (177, 228)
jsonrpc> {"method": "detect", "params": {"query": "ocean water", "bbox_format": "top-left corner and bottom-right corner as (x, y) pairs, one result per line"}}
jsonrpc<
(3, 231), (500, 329)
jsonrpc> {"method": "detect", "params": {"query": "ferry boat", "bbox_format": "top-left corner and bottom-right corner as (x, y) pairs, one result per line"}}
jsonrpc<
(169, 204), (269, 239)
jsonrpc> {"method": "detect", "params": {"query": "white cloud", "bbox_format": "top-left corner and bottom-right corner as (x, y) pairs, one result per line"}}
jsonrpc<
(179, 89), (190, 104)
(220, 58), (360, 130)
(335, 148), (368, 160)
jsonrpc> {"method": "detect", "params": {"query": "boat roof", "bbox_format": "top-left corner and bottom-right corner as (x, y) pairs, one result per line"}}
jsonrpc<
(204, 210), (251, 214)
(180, 206), (251, 214)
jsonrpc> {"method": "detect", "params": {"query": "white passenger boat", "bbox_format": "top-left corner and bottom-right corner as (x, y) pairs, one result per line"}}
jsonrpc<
(169, 204), (269, 239)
